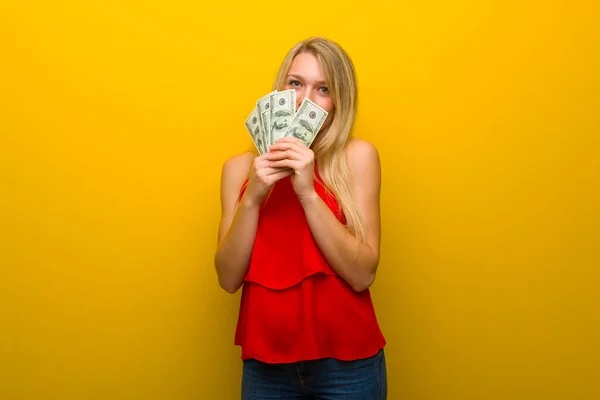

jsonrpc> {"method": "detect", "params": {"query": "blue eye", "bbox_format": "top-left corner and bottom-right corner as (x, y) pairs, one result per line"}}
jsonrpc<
(319, 87), (329, 94)
(289, 80), (301, 86)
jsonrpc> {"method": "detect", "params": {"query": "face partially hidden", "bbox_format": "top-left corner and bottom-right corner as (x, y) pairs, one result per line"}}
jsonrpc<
(284, 52), (335, 133)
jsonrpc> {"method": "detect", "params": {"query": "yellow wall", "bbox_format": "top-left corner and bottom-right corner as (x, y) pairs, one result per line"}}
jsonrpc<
(1, 1), (598, 398)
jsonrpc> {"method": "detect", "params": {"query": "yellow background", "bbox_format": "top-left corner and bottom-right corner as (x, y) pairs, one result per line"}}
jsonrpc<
(1, 0), (598, 398)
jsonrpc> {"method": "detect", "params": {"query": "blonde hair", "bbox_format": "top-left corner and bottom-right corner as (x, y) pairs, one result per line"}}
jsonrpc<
(273, 37), (366, 244)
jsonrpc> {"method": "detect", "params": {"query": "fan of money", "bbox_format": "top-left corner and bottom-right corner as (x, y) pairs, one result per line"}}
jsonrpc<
(245, 89), (329, 155)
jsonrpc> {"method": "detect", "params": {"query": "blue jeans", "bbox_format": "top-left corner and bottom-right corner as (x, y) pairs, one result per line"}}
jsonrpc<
(241, 349), (387, 399)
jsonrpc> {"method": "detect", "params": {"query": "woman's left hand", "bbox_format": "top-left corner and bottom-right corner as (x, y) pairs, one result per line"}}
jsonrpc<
(267, 137), (316, 202)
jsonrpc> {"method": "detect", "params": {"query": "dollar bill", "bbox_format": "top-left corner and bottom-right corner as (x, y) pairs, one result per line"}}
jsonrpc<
(283, 98), (328, 147)
(269, 89), (296, 145)
(245, 106), (265, 154)
(256, 90), (276, 150)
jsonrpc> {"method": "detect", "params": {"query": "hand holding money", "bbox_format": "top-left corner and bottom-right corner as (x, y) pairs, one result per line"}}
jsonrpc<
(267, 137), (317, 201)
(243, 152), (294, 207)
(245, 89), (329, 155)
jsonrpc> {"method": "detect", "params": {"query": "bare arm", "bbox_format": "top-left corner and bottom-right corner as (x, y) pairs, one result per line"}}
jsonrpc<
(268, 138), (382, 292)
(301, 140), (381, 292)
(214, 152), (292, 293)
(214, 153), (258, 293)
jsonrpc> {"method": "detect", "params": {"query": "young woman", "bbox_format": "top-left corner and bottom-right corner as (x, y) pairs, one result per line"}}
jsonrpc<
(215, 37), (387, 399)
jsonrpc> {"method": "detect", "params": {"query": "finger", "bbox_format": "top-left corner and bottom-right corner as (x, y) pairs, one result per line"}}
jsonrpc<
(269, 142), (310, 157)
(262, 169), (293, 186)
(265, 166), (293, 175)
(270, 138), (305, 150)
(252, 158), (272, 171)
(266, 148), (304, 161)
(274, 137), (307, 148)
(254, 156), (270, 165)
(254, 151), (277, 164)
(268, 169), (294, 182)
(258, 165), (292, 176)
(279, 142), (309, 156)
(255, 152), (272, 161)
(275, 136), (302, 143)
(269, 159), (305, 170)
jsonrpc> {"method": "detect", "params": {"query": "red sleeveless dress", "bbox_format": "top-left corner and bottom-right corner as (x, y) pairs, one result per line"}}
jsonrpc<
(234, 169), (386, 364)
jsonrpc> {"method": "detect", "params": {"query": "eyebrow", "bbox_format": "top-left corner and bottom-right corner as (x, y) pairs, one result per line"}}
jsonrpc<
(287, 74), (328, 86)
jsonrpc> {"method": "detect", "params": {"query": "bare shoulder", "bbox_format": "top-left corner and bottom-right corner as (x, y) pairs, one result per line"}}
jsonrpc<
(220, 151), (255, 205)
(217, 152), (256, 242)
(345, 138), (381, 181)
(221, 151), (254, 183)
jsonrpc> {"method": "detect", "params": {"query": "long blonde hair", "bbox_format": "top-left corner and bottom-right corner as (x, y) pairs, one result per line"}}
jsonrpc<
(273, 37), (366, 244)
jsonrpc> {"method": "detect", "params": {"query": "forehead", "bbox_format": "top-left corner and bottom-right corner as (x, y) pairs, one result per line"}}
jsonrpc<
(288, 52), (326, 82)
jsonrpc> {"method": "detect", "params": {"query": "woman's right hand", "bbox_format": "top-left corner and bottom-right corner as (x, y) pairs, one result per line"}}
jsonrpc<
(242, 153), (292, 207)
